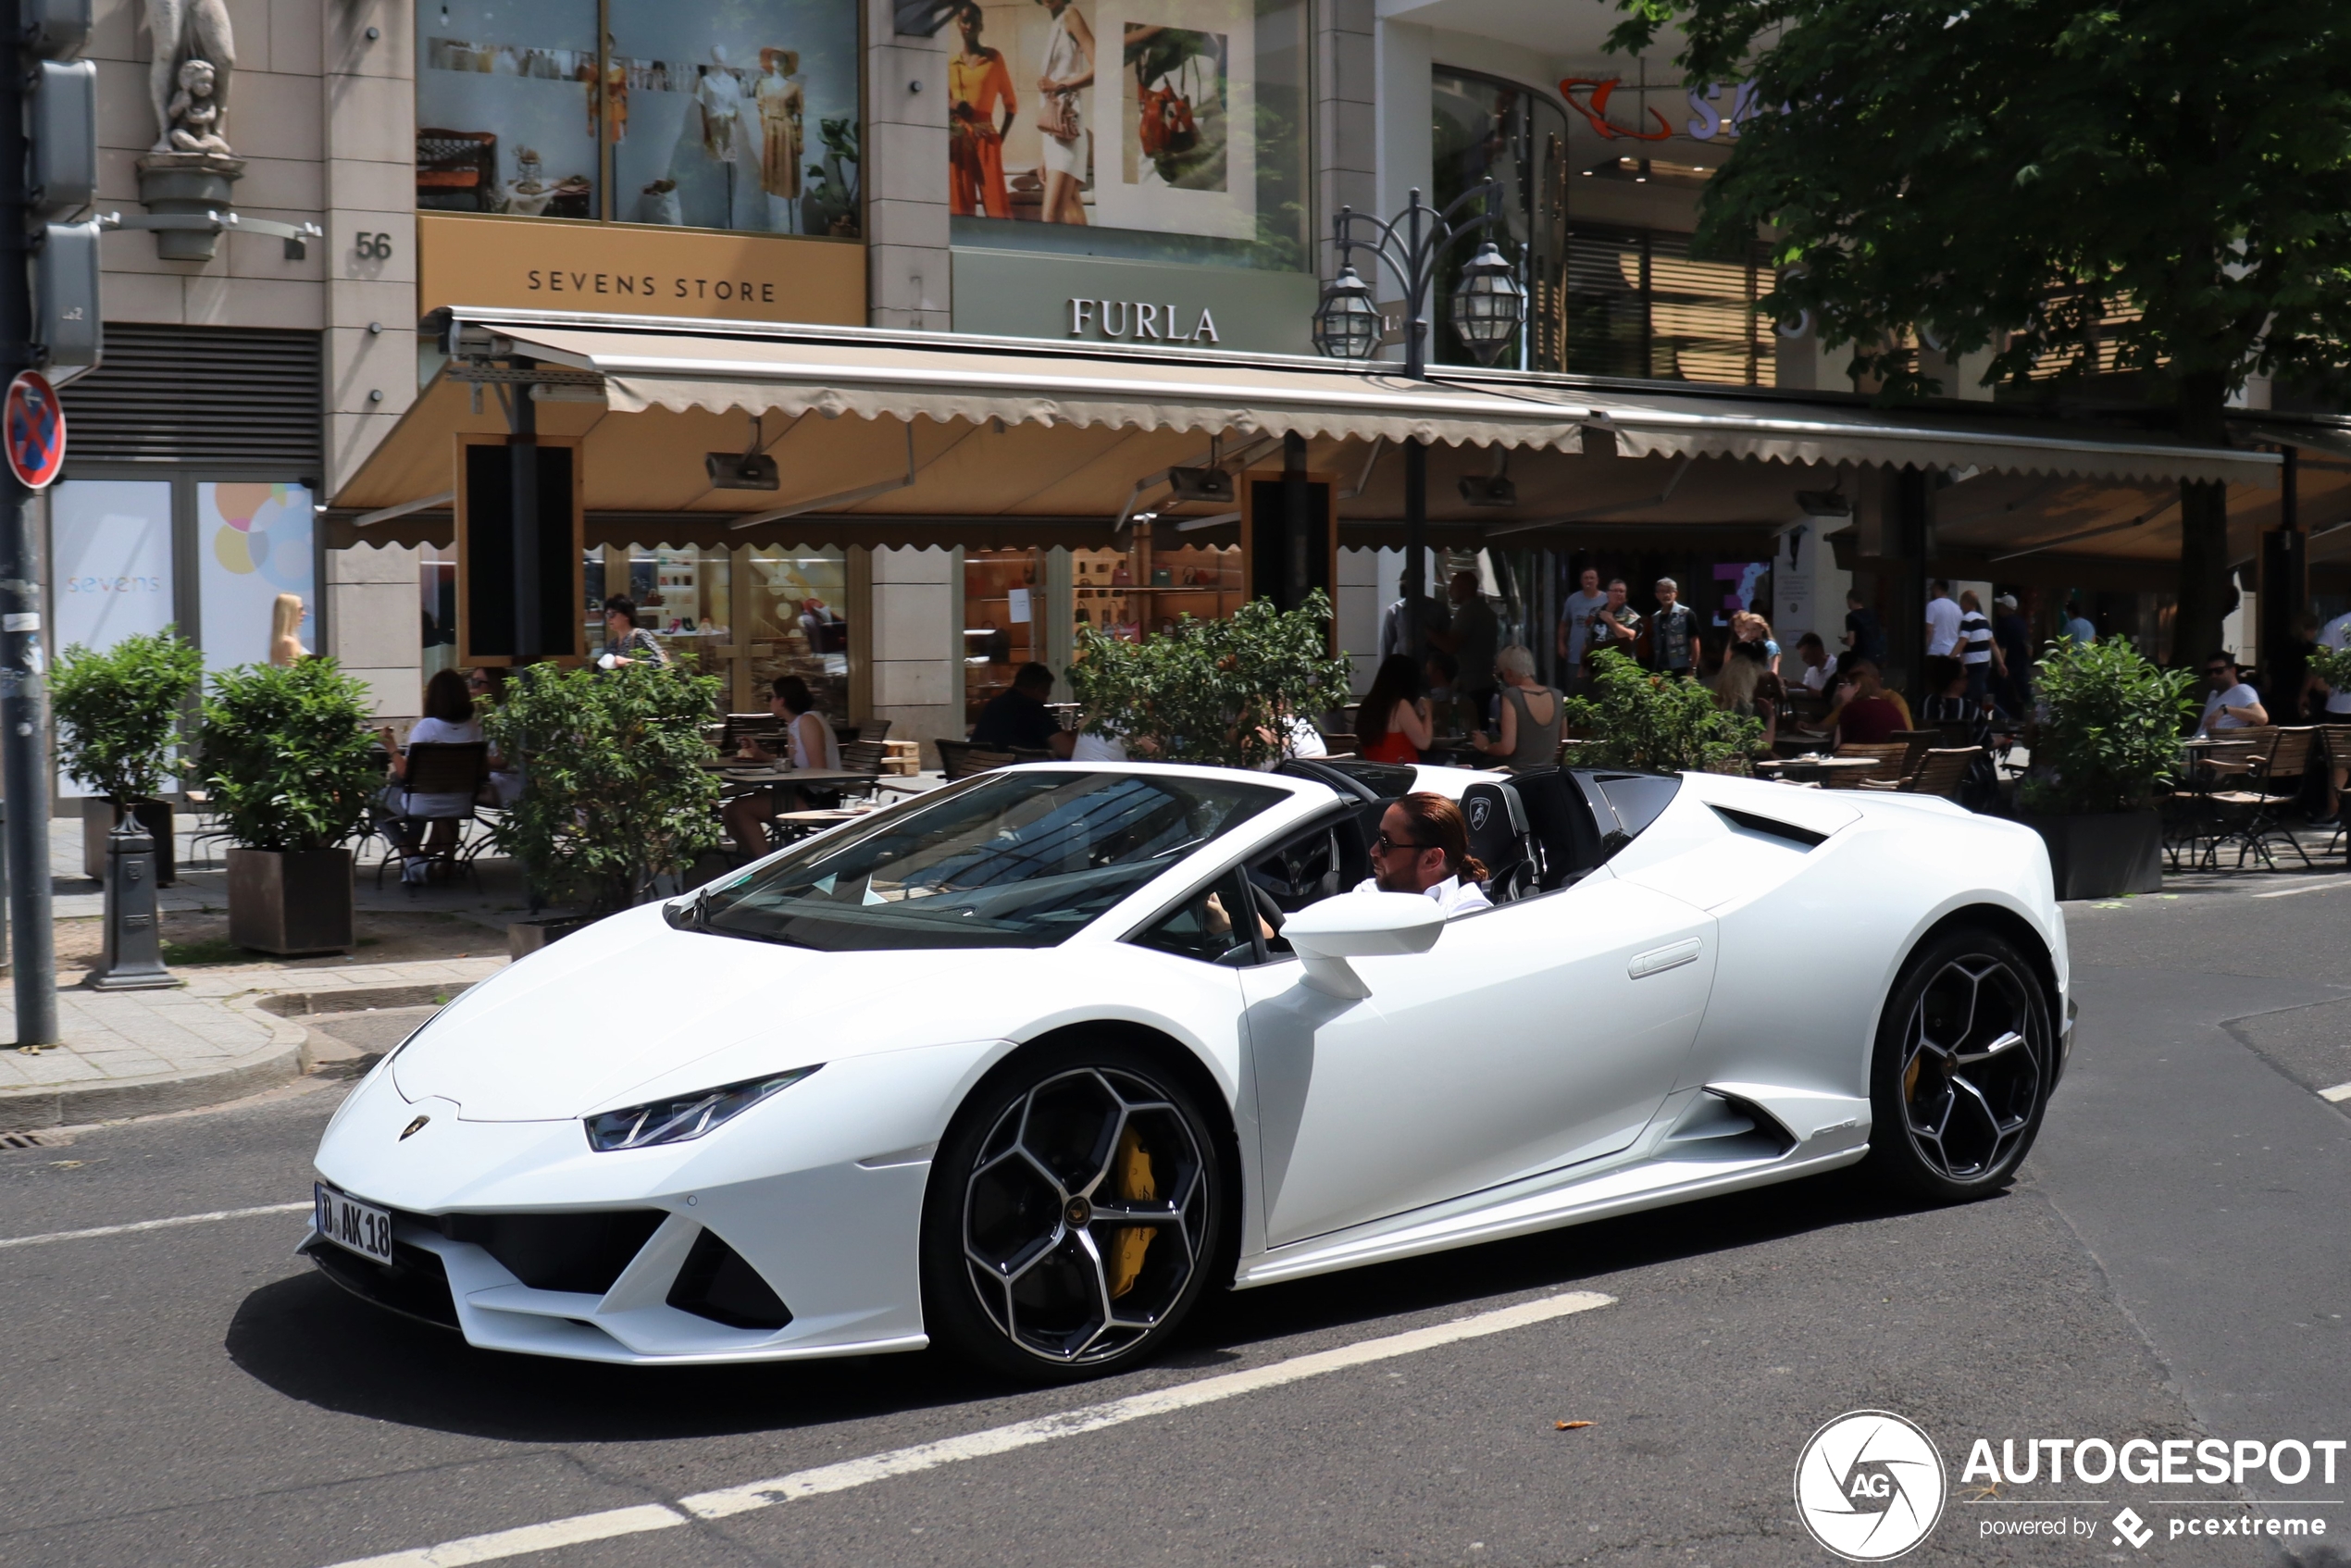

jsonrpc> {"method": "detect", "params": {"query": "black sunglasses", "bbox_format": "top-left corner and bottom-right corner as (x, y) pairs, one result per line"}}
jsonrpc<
(1375, 831), (1434, 853)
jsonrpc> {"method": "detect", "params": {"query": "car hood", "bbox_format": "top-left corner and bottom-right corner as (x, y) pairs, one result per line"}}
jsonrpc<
(390, 902), (1032, 1121)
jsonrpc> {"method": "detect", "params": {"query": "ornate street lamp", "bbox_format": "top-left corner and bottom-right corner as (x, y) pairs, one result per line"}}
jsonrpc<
(1311, 183), (1526, 662)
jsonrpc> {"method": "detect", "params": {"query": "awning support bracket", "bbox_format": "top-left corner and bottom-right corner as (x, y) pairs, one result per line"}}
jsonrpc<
(730, 423), (920, 529)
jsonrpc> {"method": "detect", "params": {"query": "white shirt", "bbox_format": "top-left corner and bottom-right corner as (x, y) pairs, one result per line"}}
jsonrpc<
(1958, 609), (1994, 666)
(1560, 589), (1609, 662)
(2320, 613), (2351, 715)
(1801, 654), (1838, 691)
(1350, 874), (1492, 916)
(1072, 730), (1128, 762)
(2200, 681), (2261, 732)
(395, 716), (485, 816)
(1923, 595), (1962, 656)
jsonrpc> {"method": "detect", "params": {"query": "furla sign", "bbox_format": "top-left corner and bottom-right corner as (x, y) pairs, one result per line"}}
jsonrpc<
(1066, 298), (1221, 343)
(954, 248), (1316, 355)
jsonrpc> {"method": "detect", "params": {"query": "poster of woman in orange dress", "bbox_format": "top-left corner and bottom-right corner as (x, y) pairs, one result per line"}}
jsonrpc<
(948, 1), (1017, 218)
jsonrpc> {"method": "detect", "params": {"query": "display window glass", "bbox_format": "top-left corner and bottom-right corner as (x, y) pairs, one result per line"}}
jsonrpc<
(1431, 68), (1569, 373)
(53, 479), (175, 654)
(585, 544), (848, 719)
(196, 483), (315, 674)
(417, 0), (861, 236)
(946, 0), (1307, 271)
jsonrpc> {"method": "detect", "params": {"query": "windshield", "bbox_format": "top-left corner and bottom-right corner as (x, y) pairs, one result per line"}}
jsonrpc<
(699, 770), (1286, 951)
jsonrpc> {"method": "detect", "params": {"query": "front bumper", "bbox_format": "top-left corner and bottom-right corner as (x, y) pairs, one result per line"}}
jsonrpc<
(307, 1065), (939, 1366)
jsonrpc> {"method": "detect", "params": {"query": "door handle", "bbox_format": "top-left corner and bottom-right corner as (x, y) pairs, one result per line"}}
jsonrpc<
(1628, 938), (1702, 978)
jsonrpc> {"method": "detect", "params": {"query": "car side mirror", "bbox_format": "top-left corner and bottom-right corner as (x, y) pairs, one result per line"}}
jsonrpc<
(1282, 892), (1446, 999)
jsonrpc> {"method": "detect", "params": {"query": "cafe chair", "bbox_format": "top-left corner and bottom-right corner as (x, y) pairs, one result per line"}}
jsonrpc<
(375, 741), (492, 889)
(1827, 741), (1910, 788)
(2207, 727), (2319, 872)
(936, 739), (1016, 782)
(1860, 746), (1981, 799)
(835, 739), (890, 801)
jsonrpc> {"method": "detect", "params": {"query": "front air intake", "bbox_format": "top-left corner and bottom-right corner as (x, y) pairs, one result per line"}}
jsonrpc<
(665, 1229), (793, 1331)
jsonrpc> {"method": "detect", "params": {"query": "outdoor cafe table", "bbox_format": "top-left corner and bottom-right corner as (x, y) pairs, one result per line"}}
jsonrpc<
(1755, 754), (1886, 785)
(702, 764), (880, 789)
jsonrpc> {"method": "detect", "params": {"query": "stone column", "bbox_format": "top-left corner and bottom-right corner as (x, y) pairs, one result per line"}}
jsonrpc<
(867, 544), (960, 761)
(865, 0), (951, 330)
(322, 0), (418, 495)
(326, 540), (424, 724)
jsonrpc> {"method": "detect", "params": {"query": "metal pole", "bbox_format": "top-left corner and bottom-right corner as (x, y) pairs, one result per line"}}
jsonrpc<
(508, 361), (541, 661)
(0, 0), (56, 1045)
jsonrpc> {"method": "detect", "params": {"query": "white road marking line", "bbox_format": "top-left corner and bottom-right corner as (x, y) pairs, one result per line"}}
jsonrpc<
(2320, 1083), (2351, 1104)
(0, 1201), (311, 1250)
(330, 1506), (685, 1568)
(2251, 880), (2345, 899)
(318, 1288), (1615, 1568)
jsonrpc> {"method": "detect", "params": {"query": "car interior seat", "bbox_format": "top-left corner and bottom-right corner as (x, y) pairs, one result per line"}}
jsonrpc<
(1508, 767), (1608, 890)
(1458, 779), (1536, 902)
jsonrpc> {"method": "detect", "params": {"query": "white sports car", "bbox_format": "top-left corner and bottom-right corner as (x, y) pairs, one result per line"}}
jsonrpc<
(306, 759), (2071, 1380)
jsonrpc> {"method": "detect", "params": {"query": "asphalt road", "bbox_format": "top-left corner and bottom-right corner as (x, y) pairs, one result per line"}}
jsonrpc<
(5, 881), (2350, 1568)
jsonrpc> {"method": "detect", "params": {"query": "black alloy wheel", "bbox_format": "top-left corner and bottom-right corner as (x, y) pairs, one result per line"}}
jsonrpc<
(921, 1039), (1225, 1382)
(1864, 927), (2054, 1201)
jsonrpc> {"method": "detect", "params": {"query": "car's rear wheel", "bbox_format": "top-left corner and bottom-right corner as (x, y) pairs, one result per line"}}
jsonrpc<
(1864, 927), (2053, 1201)
(921, 1039), (1225, 1382)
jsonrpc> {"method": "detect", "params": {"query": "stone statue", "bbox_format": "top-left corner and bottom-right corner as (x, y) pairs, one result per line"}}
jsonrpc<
(166, 58), (230, 154)
(143, 0), (235, 156)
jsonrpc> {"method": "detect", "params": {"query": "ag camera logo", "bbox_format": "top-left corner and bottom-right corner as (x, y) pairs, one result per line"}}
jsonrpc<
(1795, 1411), (1947, 1561)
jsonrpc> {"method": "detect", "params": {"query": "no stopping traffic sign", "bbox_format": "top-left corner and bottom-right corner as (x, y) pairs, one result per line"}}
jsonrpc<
(5, 370), (66, 490)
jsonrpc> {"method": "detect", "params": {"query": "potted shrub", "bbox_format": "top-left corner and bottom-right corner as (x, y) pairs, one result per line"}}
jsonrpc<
(481, 662), (723, 954)
(1068, 591), (1353, 768)
(52, 628), (204, 885)
(1563, 648), (1763, 775)
(2018, 637), (2197, 899)
(196, 658), (382, 954)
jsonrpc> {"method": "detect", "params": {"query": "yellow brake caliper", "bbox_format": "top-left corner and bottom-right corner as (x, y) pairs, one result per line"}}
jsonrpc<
(1106, 1125), (1156, 1298)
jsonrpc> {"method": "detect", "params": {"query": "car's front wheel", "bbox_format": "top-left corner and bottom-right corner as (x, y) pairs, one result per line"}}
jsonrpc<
(1864, 927), (2054, 1201)
(921, 1039), (1225, 1381)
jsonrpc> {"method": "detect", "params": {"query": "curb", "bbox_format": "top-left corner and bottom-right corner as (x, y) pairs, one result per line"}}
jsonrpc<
(0, 1004), (309, 1133)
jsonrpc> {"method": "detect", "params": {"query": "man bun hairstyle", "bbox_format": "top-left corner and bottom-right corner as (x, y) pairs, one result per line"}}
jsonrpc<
(1395, 790), (1488, 886)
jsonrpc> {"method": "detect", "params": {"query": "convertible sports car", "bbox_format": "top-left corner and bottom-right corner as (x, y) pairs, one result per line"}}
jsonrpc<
(307, 758), (2071, 1380)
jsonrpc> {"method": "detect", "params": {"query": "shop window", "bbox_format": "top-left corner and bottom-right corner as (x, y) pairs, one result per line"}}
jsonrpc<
(195, 483), (315, 673)
(1431, 68), (1569, 373)
(964, 548), (1042, 730)
(945, 0), (1309, 272)
(1565, 226), (1766, 386)
(421, 542), (459, 686)
(417, 0), (861, 235)
(584, 545), (848, 719)
(54, 480), (175, 654)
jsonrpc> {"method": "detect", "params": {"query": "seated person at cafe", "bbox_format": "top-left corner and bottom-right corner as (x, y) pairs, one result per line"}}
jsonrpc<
(1795, 631), (1838, 692)
(722, 675), (844, 854)
(378, 668), (497, 885)
(1810, 655), (1913, 744)
(1350, 791), (1492, 917)
(2199, 652), (2269, 733)
(970, 663), (1077, 757)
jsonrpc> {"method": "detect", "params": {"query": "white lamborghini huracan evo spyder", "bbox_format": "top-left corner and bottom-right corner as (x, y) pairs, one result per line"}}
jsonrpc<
(308, 758), (2070, 1380)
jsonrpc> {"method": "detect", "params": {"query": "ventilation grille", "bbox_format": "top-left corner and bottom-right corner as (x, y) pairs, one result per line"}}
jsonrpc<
(61, 325), (322, 470)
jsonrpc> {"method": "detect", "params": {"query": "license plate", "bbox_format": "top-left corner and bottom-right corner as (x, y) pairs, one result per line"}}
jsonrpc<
(314, 1182), (396, 1265)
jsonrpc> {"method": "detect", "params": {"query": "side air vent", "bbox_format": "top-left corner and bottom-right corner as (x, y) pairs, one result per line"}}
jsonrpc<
(1661, 1091), (1798, 1162)
(1710, 804), (1829, 849)
(666, 1229), (794, 1331)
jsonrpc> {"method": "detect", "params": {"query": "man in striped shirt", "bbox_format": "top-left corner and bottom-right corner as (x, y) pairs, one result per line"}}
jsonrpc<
(1957, 589), (2000, 706)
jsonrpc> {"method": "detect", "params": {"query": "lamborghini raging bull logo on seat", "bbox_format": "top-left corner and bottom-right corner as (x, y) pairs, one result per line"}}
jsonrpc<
(1466, 797), (1492, 832)
(400, 1115), (430, 1141)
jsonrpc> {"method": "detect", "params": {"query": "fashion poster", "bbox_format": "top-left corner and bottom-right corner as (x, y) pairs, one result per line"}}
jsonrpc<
(1093, 0), (1254, 238)
(956, 0), (1099, 225)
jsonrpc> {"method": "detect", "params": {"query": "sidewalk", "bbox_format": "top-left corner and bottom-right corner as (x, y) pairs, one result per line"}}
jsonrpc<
(0, 955), (507, 1132)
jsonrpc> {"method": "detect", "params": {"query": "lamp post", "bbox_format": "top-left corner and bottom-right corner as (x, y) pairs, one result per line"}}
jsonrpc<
(1312, 183), (1526, 666)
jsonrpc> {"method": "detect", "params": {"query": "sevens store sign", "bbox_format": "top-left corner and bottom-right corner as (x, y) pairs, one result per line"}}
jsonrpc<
(4, 370), (64, 490)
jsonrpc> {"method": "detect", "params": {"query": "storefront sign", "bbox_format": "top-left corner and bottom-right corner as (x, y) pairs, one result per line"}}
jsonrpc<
(954, 247), (1315, 354)
(417, 213), (865, 324)
(1561, 75), (1771, 143)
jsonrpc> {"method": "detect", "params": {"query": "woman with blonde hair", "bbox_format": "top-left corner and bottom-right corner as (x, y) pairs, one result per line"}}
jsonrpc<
(1467, 644), (1563, 770)
(268, 594), (309, 666)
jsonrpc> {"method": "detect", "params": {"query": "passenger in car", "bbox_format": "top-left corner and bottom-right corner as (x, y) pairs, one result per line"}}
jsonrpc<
(1350, 791), (1493, 916)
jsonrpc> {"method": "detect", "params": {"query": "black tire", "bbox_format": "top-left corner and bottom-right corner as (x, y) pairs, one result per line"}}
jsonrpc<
(1862, 927), (2054, 1201)
(921, 1038), (1227, 1383)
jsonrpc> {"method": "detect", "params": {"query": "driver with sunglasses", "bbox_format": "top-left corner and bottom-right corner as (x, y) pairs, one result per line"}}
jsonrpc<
(1352, 791), (1492, 916)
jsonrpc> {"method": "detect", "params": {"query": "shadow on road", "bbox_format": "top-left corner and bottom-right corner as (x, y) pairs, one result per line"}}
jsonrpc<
(226, 1162), (1970, 1445)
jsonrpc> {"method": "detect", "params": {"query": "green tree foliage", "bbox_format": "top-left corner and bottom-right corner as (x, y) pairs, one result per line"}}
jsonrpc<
(481, 663), (723, 915)
(1563, 648), (1761, 774)
(2021, 637), (2198, 815)
(196, 659), (383, 852)
(2307, 641), (2351, 695)
(1610, 0), (2351, 660)
(52, 628), (204, 802)
(1068, 592), (1353, 770)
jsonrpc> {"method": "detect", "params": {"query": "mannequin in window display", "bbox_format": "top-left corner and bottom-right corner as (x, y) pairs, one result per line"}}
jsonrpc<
(696, 47), (765, 230)
(1033, 0), (1093, 224)
(947, 4), (1015, 218)
(757, 49), (804, 233)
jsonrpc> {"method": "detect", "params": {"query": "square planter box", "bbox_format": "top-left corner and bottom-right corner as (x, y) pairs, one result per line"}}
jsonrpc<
(508, 914), (595, 958)
(2022, 812), (2164, 901)
(82, 797), (175, 886)
(227, 848), (355, 955)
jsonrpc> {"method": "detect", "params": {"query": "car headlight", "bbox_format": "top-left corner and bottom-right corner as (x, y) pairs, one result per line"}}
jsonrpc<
(582, 1066), (821, 1152)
